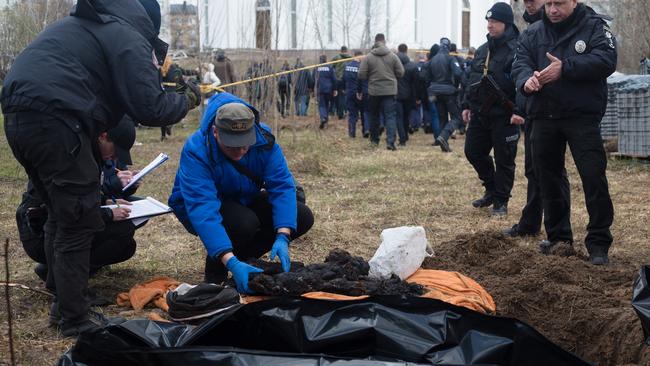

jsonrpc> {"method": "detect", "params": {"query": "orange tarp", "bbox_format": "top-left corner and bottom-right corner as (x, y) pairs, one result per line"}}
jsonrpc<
(116, 276), (181, 311)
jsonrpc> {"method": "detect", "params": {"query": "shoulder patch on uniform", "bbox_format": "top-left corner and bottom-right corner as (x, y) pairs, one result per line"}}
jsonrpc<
(603, 24), (616, 49)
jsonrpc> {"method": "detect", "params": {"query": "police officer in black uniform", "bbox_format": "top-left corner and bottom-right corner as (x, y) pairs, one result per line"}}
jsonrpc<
(512, 0), (616, 265)
(2, 0), (200, 336)
(504, 0), (571, 238)
(462, 3), (520, 216)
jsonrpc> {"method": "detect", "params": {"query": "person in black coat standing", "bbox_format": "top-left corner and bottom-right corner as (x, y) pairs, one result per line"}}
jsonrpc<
(1, 0), (200, 337)
(512, 0), (616, 265)
(462, 3), (520, 216)
(396, 44), (418, 146)
(503, 0), (571, 238)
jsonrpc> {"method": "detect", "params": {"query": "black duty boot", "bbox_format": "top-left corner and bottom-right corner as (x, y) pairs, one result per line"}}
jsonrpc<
(472, 192), (494, 208)
(491, 202), (508, 217)
(386, 143), (396, 151)
(539, 240), (573, 255)
(589, 252), (609, 265)
(436, 136), (451, 152)
(502, 224), (539, 238)
(34, 263), (48, 282)
(319, 120), (327, 129)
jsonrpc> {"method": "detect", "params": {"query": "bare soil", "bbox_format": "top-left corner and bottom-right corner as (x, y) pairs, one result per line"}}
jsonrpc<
(423, 231), (650, 366)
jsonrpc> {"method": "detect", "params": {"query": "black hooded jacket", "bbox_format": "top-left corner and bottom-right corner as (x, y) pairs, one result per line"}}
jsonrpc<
(426, 46), (463, 96)
(512, 4), (617, 120)
(1, 0), (188, 136)
(463, 24), (520, 117)
(396, 52), (418, 101)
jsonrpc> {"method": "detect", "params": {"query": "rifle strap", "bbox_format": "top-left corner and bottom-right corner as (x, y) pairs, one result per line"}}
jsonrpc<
(483, 50), (491, 77)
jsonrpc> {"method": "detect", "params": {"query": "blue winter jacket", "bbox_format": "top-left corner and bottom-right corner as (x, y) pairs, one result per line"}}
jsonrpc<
(314, 65), (337, 94)
(343, 60), (368, 95)
(168, 93), (297, 257)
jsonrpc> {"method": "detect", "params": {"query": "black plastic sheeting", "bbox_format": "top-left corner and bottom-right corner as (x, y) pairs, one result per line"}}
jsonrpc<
(59, 296), (592, 366)
(633, 265), (650, 345)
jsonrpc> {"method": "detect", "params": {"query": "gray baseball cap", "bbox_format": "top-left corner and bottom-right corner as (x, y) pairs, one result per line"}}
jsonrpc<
(214, 103), (256, 147)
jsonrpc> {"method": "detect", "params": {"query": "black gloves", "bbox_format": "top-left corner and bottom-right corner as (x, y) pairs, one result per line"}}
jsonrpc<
(177, 78), (202, 110)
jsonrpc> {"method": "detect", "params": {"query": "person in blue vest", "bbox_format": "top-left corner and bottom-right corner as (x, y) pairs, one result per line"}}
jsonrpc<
(342, 50), (369, 138)
(169, 93), (314, 293)
(314, 55), (338, 129)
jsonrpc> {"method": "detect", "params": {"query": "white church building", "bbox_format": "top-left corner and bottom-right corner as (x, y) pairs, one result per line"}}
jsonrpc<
(160, 0), (504, 51)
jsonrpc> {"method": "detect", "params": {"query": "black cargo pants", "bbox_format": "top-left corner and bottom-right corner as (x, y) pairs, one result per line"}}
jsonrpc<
(4, 111), (104, 327)
(517, 119), (570, 234)
(464, 113), (519, 205)
(531, 117), (614, 254)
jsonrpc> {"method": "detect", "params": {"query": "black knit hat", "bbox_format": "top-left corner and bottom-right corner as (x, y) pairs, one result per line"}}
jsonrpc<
(486, 2), (514, 25)
(138, 0), (161, 34)
(107, 116), (136, 166)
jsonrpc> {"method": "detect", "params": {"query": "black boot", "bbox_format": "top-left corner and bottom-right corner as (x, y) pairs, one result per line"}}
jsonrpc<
(502, 224), (538, 238)
(472, 192), (493, 208)
(491, 202), (508, 217)
(34, 263), (48, 282)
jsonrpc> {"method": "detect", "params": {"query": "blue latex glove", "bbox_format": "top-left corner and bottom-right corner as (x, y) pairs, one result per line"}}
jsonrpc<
(269, 233), (291, 272)
(225, 256), (263, 294)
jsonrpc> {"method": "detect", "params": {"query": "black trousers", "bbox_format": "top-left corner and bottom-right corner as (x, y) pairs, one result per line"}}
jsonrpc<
(517, 119), (570, 234)
(464, 113), (519, 204)
(17, 201), (138, 274)
(4, 111), (104, 327)
(204, 197), (314, 282)
(278, 85), (290, 117)
(395, 99), (411, 144)
(436, 94), (462, 141)
(531, 117), (614, 254)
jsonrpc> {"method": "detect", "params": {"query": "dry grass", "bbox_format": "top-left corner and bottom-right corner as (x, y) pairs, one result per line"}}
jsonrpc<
(1, 111), (649, 365)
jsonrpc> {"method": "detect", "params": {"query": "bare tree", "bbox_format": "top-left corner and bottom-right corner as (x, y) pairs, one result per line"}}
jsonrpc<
(607, 0), (650, 73)
(0, 0), (72, 81)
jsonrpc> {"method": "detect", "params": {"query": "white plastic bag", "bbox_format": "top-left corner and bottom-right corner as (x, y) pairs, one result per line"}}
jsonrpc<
(368, 226), (433, 280)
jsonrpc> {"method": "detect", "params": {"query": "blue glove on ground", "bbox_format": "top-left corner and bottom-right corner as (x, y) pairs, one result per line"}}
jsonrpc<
(270, 233), (291, 272)
(225, 256), (263, 294)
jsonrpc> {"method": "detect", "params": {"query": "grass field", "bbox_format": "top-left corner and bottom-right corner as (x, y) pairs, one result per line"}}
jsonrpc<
(1, 110), (649, 365)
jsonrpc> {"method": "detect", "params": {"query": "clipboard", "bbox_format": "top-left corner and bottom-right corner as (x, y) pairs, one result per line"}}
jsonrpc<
(122, 153), (168, 191)
(101, 196), (172, 224)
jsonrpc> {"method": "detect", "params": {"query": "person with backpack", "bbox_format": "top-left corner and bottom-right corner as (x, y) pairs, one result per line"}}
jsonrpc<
(168, 93), (314, 293)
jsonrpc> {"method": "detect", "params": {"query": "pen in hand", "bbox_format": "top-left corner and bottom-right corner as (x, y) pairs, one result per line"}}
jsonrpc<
(111, 196), (120, 208)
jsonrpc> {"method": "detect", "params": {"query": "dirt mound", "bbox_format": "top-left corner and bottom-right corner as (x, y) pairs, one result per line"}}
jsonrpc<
(423, 231), (650, 366)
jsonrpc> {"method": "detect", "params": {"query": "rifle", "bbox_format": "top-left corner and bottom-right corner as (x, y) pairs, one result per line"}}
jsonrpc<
(478, 74), (514, 115)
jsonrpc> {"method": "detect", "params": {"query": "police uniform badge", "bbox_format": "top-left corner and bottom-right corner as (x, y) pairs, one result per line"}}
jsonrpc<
(575, 40), (587, 54)
(604, 25), (615, 49)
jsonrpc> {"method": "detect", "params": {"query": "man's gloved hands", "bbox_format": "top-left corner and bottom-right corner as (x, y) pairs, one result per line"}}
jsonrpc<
(225, 256), (263, 294)
(270, 233), (291, 272)
(177, 79), (202, 110)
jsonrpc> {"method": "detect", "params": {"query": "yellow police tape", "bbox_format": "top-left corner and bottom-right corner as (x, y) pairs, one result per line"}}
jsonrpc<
(194, 57), (363, 94)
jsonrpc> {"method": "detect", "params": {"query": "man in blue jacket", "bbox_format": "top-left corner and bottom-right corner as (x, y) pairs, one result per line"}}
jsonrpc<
(169, 93), (314, 293)
(342, 50), (369, 138)
(314, 55), (338, 129)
